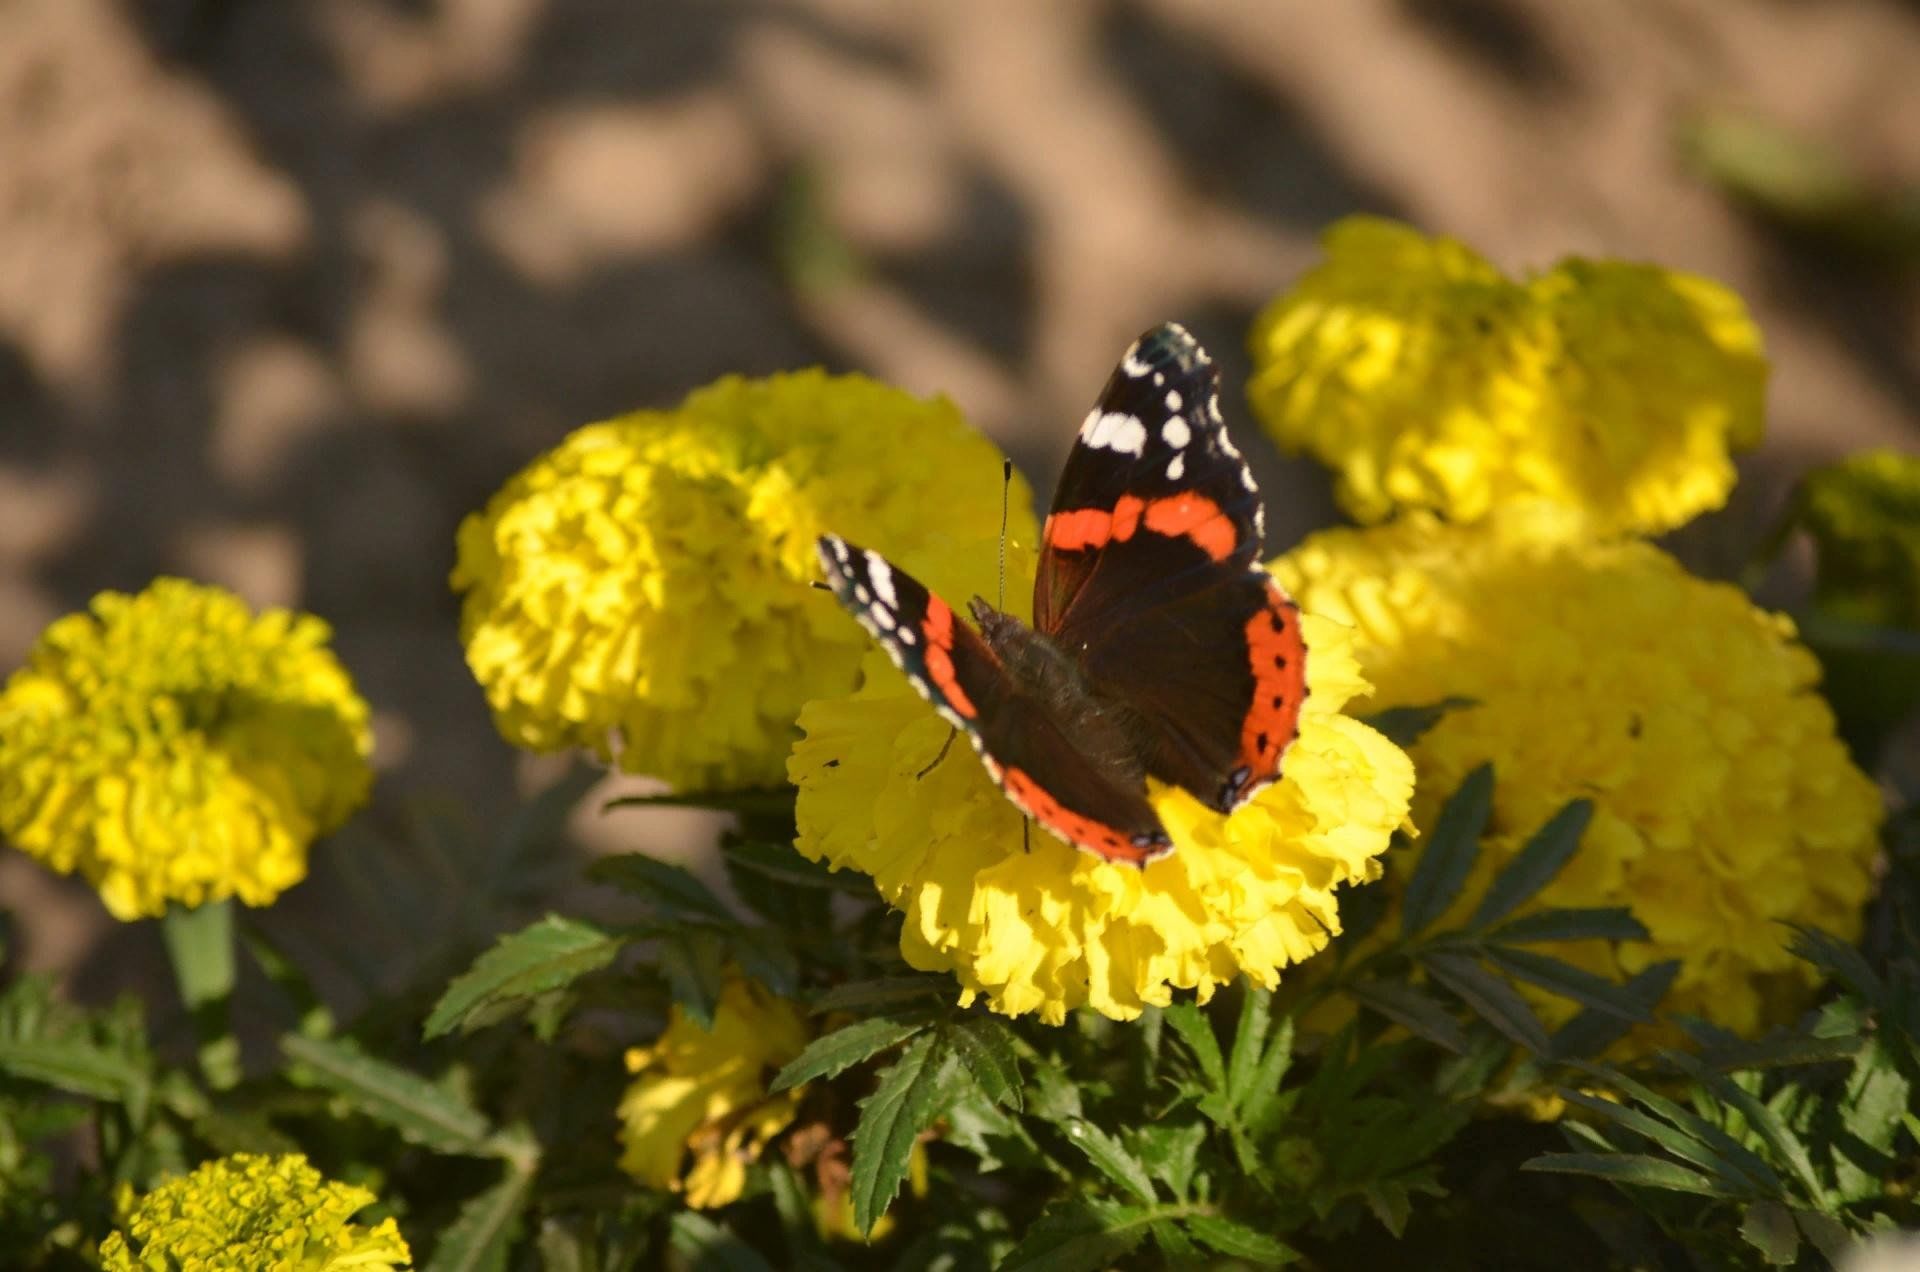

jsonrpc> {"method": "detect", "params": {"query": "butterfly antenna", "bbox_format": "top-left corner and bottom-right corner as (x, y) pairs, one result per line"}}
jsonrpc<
(997, 458), (1012, 611)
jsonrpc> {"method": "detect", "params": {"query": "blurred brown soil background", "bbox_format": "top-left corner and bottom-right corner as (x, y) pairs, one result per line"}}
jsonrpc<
(2, 0), (1917, 1022)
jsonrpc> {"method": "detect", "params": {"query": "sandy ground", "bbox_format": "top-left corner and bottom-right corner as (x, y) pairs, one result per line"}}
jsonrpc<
(1, 0), (1917, 1011)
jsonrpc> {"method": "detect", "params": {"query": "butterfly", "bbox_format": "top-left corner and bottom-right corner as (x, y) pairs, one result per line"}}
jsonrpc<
(815, 323), (1307, 866)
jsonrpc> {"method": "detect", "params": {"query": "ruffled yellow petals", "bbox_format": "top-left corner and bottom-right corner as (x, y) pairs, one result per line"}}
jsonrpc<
(452, 371), (1029, 790)
(618, 979), (809, 1209)
(99, 1153), (410, 1271)
(0, 579), (371, 920)
(791, 539), (1414, 1023)
(1274, 511), (1884, 1041)
(1248, 216), (1766, 535)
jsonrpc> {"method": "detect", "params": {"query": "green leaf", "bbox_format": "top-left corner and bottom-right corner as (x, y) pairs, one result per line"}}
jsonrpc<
(426, 1168), (533, 1272)
(1785, 924), (1882, 1000)
(1485, 907), (1649, 945)
(849, 1029), (949, 1235)
(1181, 1215), (1296, 1265)
(0, 1038), (148, 1105)
(1664, 1055), (1824, 1203)
(947, 1017), (1022, 1110)
(587, 854), (736, 925)
(603, 788), (796, 818)
(1401, 763), (1494, 937)
(1062, 1119), (1157, 1204)
(809, 977), (948, 1015)
(1558, 1090), (1776, 1195)
(1346, 979), (1469, 1054)
(1739, 1201), (1800, 1266)
(720, 838), (865, 892)
(1521, 1152), (1730, 1197)
(1792, 1210), (1854, 1263)
(1163, 1003), (1226, 1091)
(667, 1211), (777, 1272)
(1129, 1121), (1207, 1202)
(1421, 951), (1549, 1055)
(998, 1199), (1152, 1272)
(1238, 1015), (1296, 1133)
(1572, 1060), (1789, 1197)
(1550, 961), (1678, 1060)
(1835, 1041), (1910, 1200)
(1225, 988), (1274, 1113)
(770, 1016), (931, 1093)
(1469, 800), (1593, 930)
(656, 929), (727, 1029)
(1482, 948), (1650, 1023)
(280, 1034), (493, 1155)
(1361, 697), (1477, 747)
(424, 916), (620, 1040)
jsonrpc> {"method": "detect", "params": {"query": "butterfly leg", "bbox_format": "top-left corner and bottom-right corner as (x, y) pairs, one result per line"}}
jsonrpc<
(916, 727), (958, 779)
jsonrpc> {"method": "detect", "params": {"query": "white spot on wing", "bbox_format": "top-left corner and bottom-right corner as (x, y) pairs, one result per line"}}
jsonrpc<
(1084, 411), (1146, 456)
(870, 605), (896, 631)
(1167, 454), (1185, 480)
(865, 553), (898, 607)
(854, 584), (871, 605)
(1162, 417), (1191, 449)
(1164, 389), (1182, 412)
(898, 625), (917, 645)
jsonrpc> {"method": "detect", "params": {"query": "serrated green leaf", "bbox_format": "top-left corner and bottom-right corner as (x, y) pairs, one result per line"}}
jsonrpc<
(1151, 1219), (1200, 1263)
(426, 1168), (532, 1272)
(1401, 763), (1494, 937)
(728, 927), (801, 999)
(424, 916), (620, 1040)
(603, 788), (796, 818)
(720, 838), (865, 892)
(1834, 1042), (1910, 1201)
(667, 1211), (776, 1272)
(1572, 1059), (1791, 1198)
(1181, 1214), (1296, 1265)
(1422, 951), (1549, 1055)
(1791, 1210), (1853, 1263)
(1128, 1121), (1207, 1202)
(1063, 1119), (1157, 1204)
(0, 1038), (148, 1104)
(1696, 1030), (1864, 1072)
(1485, 907), (1649, 945)
(1360, 697), (1477, 747)
(998, 1199), (1151, 1272)
(1483, 948), (1649, 1023)
(1665, 1056), (1824, 1204)
(587, 854), (736, 925)
(771, 1016), (930, 1093)
(1469, 799), (1592, 929)
(1558, 1090), (1776, 1195)
(1226, 988), (1273, 1114)
(947, 1017), (1021, 1110)
(1163, 1003), (1225, 1091)
(1739, 1201), (1800, 1266)
(809, 977), (948, 1015)
(1785, 924), (1882, 1000)
(1363, 1181), (1416, 1238)
(656, 929), (727, 1029)
(281, 1033), (493, 1155)
(1550, 961), (1677, 1060)
(1521, 1152), (1730, 1196)
(1239, 1015), (1295, 1133)
(1346, 979), (1469, 1054)
(850, 1030), (949, 1235)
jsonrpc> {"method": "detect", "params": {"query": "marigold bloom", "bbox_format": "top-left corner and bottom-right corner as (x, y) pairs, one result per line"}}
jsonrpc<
(1275, 507), (1884, 1039)
(1798, 448), (1920, 628)
(618, 978), (809, 1209)
(0, 579), (372, 920)
(99, 1153), (410, 1270)
(1247, 216), (1766, 535)
(789, 541), (1415, 1024)
(452, 371), (1026, 791)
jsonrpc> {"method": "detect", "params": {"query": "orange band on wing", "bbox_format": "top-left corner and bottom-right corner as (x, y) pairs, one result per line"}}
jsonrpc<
(920, 596), (976, 718)
(1002, 766), (1159, 865)
(1143, 494), (1237, 561)
(1238, 580), (1307, 780)
(1044, 496), (1146, 553)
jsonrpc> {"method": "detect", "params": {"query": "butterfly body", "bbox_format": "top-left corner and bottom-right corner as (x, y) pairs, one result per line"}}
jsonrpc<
(816, 323), (1307, 867)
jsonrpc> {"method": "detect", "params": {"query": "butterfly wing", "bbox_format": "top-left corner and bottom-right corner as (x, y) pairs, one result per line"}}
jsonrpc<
(1034, 324), (1309, 812)
(816, 535), (1173, 865)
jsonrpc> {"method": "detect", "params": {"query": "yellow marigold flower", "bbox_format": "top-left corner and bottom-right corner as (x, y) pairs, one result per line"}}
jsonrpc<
(618, 978), (809, 1209)
(0, 579), (372, 921)
(1247, 216), (1766, 535)
(1798, 448), (1920, 628)
(451, 371), (1027, 791)
(788, 540), (1415, 1024)
(1275, 507), (1884, 1040)
(99, 1153), (410, 1270)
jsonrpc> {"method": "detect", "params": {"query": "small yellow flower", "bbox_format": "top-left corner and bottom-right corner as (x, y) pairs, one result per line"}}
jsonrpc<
(1798, 448), (1920, 628)
(789, 540), (1414, 1024)
(1247, 216), (1766, 536)
(1275, 507), (1884, 1041)
(451, 371), (1028, 792)
(618, 979), (809, 1209)
(0, 579), (371, 921)
(98, 1153), (410, 1270)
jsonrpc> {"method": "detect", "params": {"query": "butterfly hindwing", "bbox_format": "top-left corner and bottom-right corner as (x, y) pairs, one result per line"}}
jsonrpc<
(815, 535), (1172, 865)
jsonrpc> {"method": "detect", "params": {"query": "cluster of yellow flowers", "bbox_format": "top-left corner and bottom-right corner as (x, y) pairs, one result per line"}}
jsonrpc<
(0, 579), (371, 919)
(100, 1153), (410, 1270)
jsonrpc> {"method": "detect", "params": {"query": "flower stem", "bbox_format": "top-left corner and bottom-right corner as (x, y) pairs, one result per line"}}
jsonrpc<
(160, 899), (241, 1089)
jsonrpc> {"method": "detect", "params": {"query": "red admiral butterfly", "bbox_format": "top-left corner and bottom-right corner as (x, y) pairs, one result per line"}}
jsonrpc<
(816, 323), (1307, 866)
